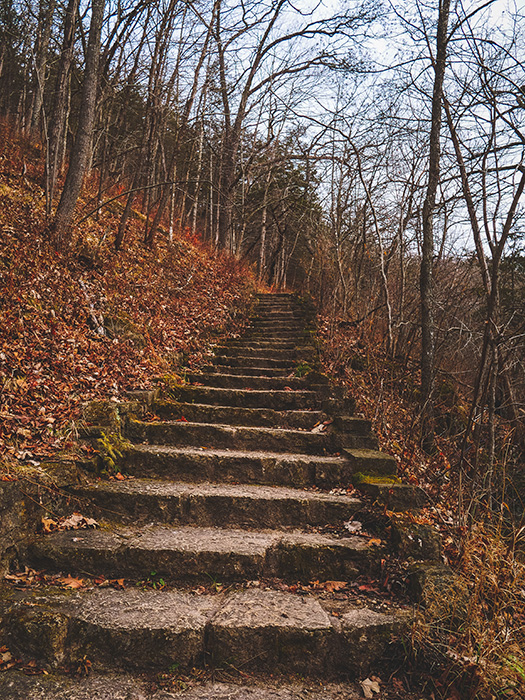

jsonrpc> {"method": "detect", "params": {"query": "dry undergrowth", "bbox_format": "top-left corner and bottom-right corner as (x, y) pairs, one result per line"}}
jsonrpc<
(413, 521), (525, 699)
(319, 320), (525, 698)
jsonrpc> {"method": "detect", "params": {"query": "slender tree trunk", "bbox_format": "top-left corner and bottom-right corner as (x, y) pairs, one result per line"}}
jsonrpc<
(259, 167), (272, 280)
(45, 0), (79, 215)
(30, 0), (56, 132)
(51, 0), (105, 247)
(420, 0), (451, 453)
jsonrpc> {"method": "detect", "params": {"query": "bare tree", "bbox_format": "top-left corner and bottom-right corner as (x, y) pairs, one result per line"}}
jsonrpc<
(50, 0), (105, 245)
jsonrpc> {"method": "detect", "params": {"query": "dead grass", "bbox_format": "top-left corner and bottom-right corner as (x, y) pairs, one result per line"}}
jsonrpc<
(318, 318), (525, 698)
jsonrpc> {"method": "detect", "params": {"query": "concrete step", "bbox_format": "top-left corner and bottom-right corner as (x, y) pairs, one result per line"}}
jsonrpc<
(168, 385), (320, 410)
(119, 445), (354, 488)
(128, 420), (333, 455)
(223, 339), (298, 348)
(151, 400), (326, 429)
(204, 364), (291, 377)
(213, 347), (298, 360)
(28, 523), (373, 583)
(211, 355), (296, 369)
(2, 586), (403, 676)
(187, 373), (307, 391)
(343, 448), (397, 476)
(67, 480), (360, 529)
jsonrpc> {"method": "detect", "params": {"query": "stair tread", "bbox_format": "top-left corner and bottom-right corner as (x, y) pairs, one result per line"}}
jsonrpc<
(33, 523), (368, 554)
(75, 477), (361, 505)
(139, 419), (326, 438)
(130, 443), (345, 462)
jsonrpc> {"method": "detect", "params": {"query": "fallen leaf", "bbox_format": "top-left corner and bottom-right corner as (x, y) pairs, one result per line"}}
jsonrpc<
(324, 580), (348, 592)
(57, 575), (84, 589)
(368, 538), (382, 547)
(60, 512), (98, 530)
(41, 517), (57, 533)
(360, 677), (380, 698)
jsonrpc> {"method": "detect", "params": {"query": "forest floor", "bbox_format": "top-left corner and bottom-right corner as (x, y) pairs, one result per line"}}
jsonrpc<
(0, 123), (256, 473)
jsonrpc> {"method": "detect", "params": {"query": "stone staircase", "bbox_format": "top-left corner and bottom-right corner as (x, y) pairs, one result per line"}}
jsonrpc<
(1, 293), (410, 685)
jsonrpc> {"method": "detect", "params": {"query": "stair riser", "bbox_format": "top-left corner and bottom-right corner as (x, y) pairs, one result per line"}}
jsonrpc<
(150, 401), (326, 429)
(223, 340), (299, 348)
(120, 449), (353, 489)
(128, 421), (332, 455)
(252, 315), (298, 321)
(188, 374), (306, 391)
(249, 323), (304, 331)
(212, 356), (295, 369)
(65, 490), (355, 530)
(205, 365), (291, 377)
(28, 539), (373, 584)
(244, 333), (308, 341)
(171, 386), (319, 410)
(214, 347), (298, 359)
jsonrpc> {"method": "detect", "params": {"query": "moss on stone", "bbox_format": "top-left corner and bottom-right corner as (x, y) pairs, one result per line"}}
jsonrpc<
(353, 472), (401, 485)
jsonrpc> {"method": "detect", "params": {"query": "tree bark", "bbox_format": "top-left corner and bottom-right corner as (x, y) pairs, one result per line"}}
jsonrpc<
(30, 0), (57, 132)
(45, 0), (78, 215)
(420, 0), (451, 453)
(51, 0), (105, 246)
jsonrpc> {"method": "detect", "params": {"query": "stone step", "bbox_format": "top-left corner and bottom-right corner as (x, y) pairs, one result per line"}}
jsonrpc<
(188, 373), (306, 391)
(150, 400), (326, 429)
(343, 448), (397, 476)
(212, 347), (298, 360)
(120, 445), (353, 488)
(169, 385), (319, 410)
(128, 420), (332, 455)
(205, 364), (291, 377)
(212, 355), (296, 369)
(245, 332), (306, 341)
(28, 523), (373, 583)
(223, 339), (299, 348)
(2, 586), (403, 676)
(252, 313), (297, 321)
(67, 480), (359, 529)
(249, 321), (304, 330)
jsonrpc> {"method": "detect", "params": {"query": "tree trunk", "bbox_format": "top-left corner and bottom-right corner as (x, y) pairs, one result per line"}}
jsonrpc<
(30, 0), (57, 132)
(420, 0), (451, 453)
(51, 0), (105, 246)
(45, 0), (79, 216)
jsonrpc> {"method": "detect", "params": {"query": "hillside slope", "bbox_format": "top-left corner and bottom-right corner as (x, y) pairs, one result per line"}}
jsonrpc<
(0, 124), (256, 470)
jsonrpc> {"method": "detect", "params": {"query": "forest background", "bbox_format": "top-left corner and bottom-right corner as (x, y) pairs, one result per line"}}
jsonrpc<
(2, 0), (523, 510)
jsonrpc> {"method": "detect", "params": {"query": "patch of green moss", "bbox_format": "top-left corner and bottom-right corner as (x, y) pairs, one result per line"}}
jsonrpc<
(294, 362), (312, 377)
(95, 432), (133, 475)
(160, 372), (186, 389)
(353, 472), (401, 485)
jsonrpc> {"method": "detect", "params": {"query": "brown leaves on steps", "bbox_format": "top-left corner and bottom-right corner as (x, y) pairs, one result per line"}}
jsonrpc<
(40, 512), (98, 533)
